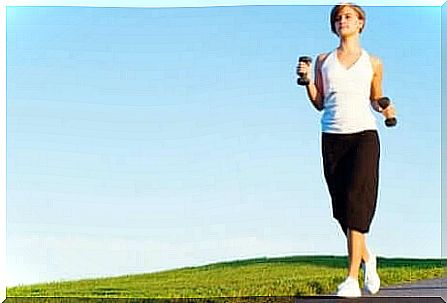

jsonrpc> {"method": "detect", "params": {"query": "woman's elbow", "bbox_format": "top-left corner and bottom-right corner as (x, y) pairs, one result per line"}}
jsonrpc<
(315, 96), (324, 111)
(312, 100), (324, 111)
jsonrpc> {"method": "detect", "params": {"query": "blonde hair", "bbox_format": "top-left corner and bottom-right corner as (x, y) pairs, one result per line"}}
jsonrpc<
(330, 2), (366, 36)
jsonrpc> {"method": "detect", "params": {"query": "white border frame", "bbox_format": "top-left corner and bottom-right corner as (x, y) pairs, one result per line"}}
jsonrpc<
(2, 1), (446, 302)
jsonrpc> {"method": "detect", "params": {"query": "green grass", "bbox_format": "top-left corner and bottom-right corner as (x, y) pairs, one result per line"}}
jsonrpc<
(7, 255), (446, 298)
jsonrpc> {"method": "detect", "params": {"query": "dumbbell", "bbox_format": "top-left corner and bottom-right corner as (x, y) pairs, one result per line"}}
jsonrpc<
(297, 56), (313, 86)
(377, 97), (397, 127)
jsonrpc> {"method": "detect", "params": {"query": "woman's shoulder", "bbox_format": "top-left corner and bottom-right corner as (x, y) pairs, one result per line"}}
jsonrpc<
(316, 52), (332, 67)
(366, 51), (383, 68)
(365, 51), (383, 76)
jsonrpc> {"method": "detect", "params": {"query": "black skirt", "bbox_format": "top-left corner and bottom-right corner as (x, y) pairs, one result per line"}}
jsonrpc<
(322, 130), (380, 234)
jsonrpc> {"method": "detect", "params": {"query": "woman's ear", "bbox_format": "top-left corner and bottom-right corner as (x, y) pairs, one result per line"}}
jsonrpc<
(358, 19), (365, 32)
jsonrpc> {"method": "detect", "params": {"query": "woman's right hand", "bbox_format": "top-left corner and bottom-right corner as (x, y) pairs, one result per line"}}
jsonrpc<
(296, 60), (312, 78)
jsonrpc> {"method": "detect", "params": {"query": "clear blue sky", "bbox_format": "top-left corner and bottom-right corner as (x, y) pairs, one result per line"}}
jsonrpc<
(6, 4), (442, 286)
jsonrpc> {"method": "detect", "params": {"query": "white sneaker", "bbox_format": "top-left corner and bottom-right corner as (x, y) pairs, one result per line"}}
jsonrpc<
(362, 251), (381, 294)
(336, 276), (361, 297)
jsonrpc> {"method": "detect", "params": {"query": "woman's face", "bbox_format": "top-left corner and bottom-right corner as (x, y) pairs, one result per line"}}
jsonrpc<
(334, 6), (364, 37)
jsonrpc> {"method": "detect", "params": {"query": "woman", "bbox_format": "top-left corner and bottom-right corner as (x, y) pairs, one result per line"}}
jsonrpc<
(297, 3), (396, 298)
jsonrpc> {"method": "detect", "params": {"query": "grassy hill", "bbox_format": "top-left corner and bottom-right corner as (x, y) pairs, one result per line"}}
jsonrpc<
(7, 255), (446, 298)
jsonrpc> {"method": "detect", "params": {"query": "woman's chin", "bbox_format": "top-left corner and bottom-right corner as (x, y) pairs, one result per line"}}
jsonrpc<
(338, 31), (358, 38)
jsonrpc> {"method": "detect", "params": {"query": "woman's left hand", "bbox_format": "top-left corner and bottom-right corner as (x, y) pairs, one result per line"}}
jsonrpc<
(381, 102), (396, 119)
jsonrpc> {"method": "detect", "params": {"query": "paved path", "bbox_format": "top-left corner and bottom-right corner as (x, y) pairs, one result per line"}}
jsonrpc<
(294, 278), (447, 302)
(374, 277), (447, 300)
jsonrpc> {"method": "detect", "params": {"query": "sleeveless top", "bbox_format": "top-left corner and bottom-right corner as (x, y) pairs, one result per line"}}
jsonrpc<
(320, 48), (377, 133)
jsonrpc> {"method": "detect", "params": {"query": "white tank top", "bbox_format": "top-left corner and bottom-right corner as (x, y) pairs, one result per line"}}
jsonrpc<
(320, 48), (377, 133)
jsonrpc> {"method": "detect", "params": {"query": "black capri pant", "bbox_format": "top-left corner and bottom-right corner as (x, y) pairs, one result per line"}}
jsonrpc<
(322, 130), (380, 235)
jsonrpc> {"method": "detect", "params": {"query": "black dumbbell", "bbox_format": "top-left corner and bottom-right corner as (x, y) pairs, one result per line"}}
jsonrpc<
(297, 56), (313, 86)
(377, 97), (397, 127)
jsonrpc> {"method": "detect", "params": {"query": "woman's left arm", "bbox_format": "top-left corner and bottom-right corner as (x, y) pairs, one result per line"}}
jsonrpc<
(370, 56), (396, 118)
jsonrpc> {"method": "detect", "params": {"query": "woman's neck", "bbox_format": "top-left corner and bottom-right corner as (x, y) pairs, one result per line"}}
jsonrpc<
(338, 36), (362, 54)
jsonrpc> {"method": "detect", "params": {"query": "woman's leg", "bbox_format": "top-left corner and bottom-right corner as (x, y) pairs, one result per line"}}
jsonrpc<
(343, 131), (379, 273)
(336, 227), (364, 297)
(347, 229), (363, 278)
(346, 228), (370, 278)
(342, 225), (370, 263)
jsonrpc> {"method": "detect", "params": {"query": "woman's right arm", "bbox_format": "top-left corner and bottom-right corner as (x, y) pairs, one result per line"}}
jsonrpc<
(298, 53), (326, 111)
